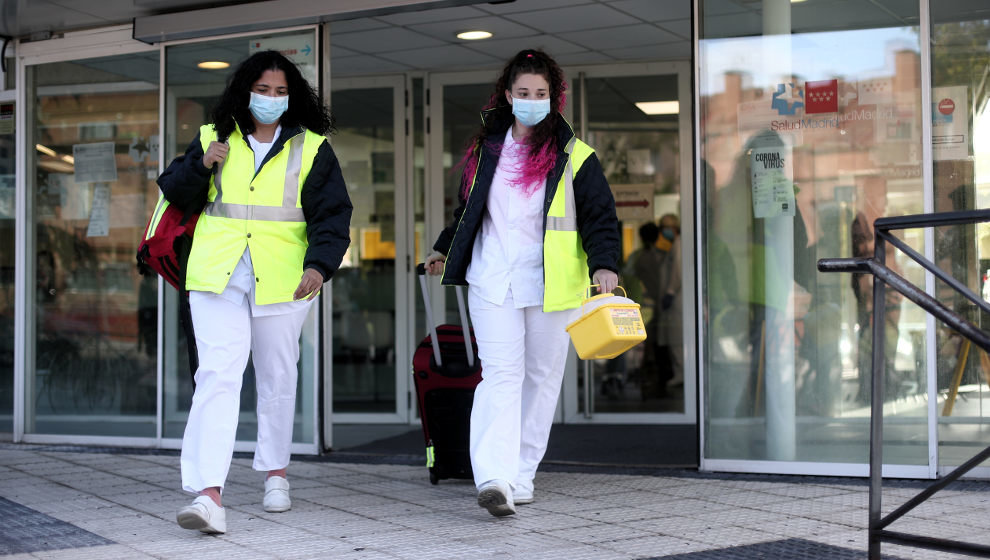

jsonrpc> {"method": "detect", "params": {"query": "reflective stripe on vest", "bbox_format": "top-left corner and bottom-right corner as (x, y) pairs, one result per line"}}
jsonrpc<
(546, 136), (579, 232)
(205, 134), (306, 223)
(145, 195), (170, 241)
(543, 136), (596, 312)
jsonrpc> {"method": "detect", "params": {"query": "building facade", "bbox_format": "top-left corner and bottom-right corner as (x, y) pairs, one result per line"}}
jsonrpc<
(0, 0), (988, 478)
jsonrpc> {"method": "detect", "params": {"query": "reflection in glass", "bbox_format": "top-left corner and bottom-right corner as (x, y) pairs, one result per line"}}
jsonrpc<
(930, 13), (990, 469)
(30, 52), (160, 436)
(700, 4), (925, 464)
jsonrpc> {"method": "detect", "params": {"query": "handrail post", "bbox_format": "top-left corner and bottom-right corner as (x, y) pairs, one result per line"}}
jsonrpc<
(819, 209), (990, 559)
(868, 235), (887, 560)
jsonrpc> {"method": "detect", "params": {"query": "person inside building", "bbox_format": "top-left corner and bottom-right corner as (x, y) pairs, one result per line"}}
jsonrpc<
(157, 50), (352, 534)
(656, 213), (683, 393)
(425, 48), (620, 517)
(624, 221), (669, 399)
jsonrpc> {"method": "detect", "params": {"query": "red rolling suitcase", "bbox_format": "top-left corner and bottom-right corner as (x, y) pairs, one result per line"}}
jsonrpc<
(413, 263), (482, 485)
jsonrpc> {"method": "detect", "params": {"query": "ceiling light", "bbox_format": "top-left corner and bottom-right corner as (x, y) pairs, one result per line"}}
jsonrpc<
(61, 155), (74, 164)
(197, 60), (230, 70)
(35, 144), (56, 157)
(635, 101), (679, 115)
(456, 30), (493, 40)
(791, 0), (807, 3)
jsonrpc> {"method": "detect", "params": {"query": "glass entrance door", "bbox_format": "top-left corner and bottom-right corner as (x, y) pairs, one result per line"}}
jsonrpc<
(565, 62), (695, 423)
(426, 71), (496, 327)
(329, 75), (411, 423)
(25, 49), (161, 437)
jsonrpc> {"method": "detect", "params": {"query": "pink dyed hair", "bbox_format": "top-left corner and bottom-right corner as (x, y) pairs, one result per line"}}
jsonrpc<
(455, 49), (569, 200)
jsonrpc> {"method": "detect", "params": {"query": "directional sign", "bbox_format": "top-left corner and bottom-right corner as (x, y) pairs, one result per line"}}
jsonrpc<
(611, 184), (654, 221)
(249, 34), (316, 84)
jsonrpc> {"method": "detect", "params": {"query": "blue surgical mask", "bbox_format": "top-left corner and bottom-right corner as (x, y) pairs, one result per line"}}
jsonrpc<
(661, 228), (675, 241)
(511, 97), (551, 127)
(249, 91), (289, 125)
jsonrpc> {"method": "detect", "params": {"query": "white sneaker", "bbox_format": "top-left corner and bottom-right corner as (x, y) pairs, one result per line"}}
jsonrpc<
(477, 479), (515, 517)
(514, 486), (534, 505)
(263, 476), (291, 513)
(177, 495), (226, 534)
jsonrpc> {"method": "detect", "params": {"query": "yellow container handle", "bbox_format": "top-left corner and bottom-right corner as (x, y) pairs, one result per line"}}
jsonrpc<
(585, 284), (628, 300)
(582, 285), (629, 315)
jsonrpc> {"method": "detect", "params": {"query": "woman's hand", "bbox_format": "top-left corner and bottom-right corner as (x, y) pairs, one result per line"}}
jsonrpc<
(425, 251), (446, 276)
(294, 268), (324, 301)
(592, 269), (619, 294)
(202, 141), (229, 169)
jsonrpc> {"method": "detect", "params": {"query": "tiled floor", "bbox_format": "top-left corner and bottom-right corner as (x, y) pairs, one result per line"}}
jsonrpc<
(1, 444), (988, 559)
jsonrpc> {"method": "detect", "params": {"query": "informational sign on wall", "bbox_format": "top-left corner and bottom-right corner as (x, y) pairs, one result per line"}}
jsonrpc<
(932, 85), (968, 161)
(611, 184), (654, 221)
(73, 142), (117, 183)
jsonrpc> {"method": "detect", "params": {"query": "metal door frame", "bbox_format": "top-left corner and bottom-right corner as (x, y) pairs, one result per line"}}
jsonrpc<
(327, 73), (412, 425)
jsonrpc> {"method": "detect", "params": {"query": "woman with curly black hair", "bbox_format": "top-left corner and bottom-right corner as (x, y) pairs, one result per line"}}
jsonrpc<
(425, 49), (620, 516)
(158, 50), (351, 534)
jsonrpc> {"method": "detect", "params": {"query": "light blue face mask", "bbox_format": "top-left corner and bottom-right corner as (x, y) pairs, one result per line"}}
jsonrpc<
(511, 97), (551, 127)
(249, 91), (289, 125)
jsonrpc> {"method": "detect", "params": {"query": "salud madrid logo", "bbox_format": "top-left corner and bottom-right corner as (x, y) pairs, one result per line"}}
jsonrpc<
(771, 79), (838, 116)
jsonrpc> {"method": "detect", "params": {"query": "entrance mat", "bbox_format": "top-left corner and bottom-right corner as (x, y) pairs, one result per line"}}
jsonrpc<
(647, 538), (909, 559)
(0, 496), (114, 555)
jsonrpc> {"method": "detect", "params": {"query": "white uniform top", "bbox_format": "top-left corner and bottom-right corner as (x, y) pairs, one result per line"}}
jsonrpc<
(466, 128), (547, 308)
(215, 126), (312, 316)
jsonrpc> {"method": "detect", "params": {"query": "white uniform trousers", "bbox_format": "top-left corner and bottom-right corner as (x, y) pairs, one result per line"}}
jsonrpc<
(468, 288), (573, 494)
(180, 289), (310, 494)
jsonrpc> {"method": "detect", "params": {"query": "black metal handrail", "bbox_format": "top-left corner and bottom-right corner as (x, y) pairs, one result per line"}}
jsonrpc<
(818, 208), (990, 559)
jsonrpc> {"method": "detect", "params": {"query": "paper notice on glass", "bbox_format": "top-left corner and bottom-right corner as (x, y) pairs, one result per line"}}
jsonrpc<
(750, 147), (795, 218)
(73, 142), (118, 183)
(86, 184), (111, 237)
(932, 85), (968, 161)
(0, 174), (13, 218)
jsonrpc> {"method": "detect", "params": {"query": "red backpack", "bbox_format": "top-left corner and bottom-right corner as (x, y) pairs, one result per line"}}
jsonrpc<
(136, 195), (199, 291)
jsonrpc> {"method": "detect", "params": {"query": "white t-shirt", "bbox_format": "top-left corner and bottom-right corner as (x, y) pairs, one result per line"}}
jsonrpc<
(215, 126), (313, 316)
(465, 128), (547, 308)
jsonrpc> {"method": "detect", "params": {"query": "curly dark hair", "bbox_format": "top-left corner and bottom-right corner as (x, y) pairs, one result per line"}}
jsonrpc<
(457, 49), (568, 197)
(210, 50), (335, 140)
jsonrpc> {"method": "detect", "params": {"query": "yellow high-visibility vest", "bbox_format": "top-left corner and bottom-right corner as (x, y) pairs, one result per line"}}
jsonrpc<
(543, 137), (595, 312)
(185, 124), (325, 304)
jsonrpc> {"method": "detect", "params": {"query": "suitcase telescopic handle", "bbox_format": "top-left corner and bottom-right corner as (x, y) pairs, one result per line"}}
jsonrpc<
(416, 263), (443, 367)
(415, 263), (475, 368)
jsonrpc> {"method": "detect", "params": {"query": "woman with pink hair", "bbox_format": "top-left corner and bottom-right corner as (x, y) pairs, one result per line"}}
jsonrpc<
(426, 49), (619, 517)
